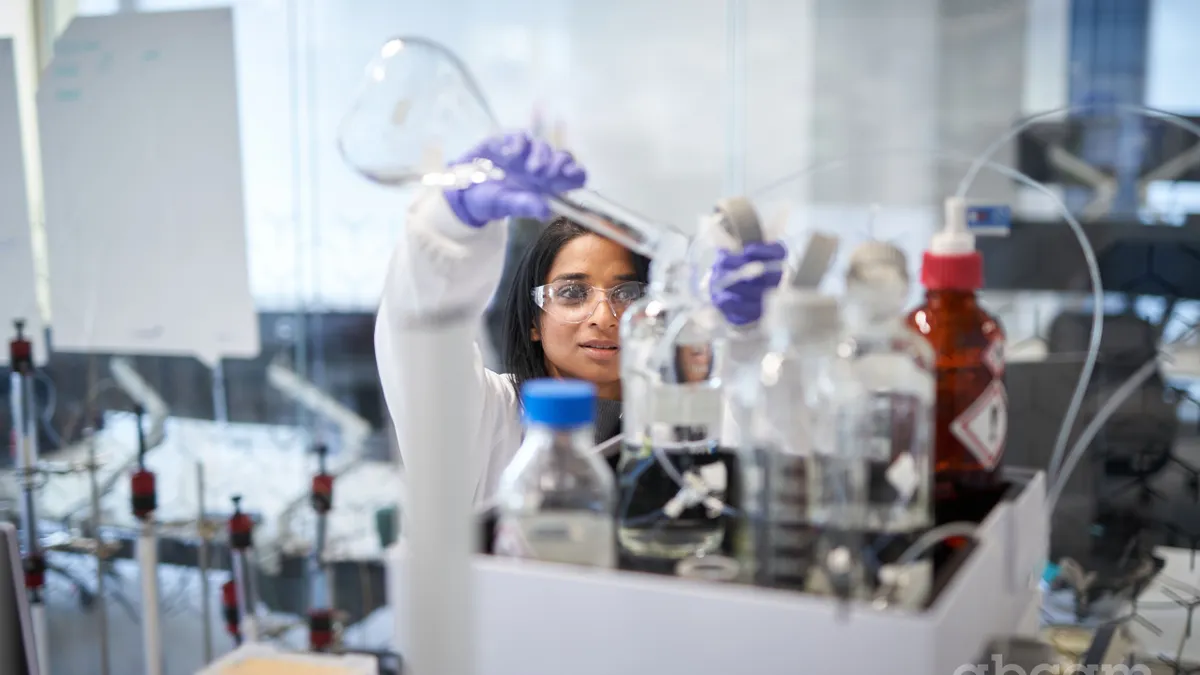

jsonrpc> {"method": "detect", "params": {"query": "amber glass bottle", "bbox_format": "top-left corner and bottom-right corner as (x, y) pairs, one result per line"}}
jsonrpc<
(907, 200), (1007, 524)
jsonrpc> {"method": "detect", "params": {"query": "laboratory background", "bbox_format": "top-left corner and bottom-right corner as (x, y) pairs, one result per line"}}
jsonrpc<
(0, 0), (1199, 673)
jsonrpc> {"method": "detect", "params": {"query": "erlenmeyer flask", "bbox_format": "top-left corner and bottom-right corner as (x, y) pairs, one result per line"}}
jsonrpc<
(337, 36), (687, 260)
(338, 37), (498, 187)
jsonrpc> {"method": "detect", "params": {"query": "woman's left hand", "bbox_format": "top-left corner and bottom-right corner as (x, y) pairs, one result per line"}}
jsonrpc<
(709, 242), (788, 326)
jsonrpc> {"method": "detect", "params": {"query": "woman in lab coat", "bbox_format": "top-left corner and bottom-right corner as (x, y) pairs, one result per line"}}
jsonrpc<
(375, 132), (785, 504)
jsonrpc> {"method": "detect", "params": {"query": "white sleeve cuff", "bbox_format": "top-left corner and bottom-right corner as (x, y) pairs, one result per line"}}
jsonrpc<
(409, 187), (499, 243)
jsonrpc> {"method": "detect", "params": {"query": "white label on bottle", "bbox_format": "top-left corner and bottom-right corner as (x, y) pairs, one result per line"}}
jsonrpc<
(886, 452), (919, 502)
(494, 513), (615, 568)
(982, 338), (1005, 377)
(949, 380), (1008, 470)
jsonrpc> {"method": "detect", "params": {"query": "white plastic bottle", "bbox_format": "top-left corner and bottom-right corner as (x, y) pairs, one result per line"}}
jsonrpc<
(837, 240), (936, 609)
(493, 379), (617, 568)
(742, 286), (844, 590)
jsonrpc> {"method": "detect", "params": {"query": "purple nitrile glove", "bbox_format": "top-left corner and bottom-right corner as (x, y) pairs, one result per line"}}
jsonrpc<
(443, 131), (587, 228)
(710, 241), (788, 326)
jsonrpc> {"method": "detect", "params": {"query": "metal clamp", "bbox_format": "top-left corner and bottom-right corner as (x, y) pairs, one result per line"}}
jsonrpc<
(713, 196), (764, 247)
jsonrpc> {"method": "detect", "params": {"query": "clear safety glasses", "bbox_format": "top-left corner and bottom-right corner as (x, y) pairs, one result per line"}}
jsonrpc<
(531, 281), (648, 324)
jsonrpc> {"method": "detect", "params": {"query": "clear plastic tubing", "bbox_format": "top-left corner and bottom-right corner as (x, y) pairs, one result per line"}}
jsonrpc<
(1047, 321), (1200, 516)
(751, 148), (1103, 492)
(955, 103), (1200, 483)
(1046, 358), (1157, 517)
(892, 522), (979, 568)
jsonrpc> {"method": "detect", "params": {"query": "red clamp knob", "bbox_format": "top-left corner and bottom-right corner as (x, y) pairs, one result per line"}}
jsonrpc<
(131, 469), (157, 519)
(221, 580), (240, 637)
(311, 444), (333, 514)
(228, 496), (253, 550)
(130, 405), (156, 519)
(312, 474), (333, 514)
(23, 552), (45, 590)
(308, 608), (335, 651)
(9, 320), (32, 373)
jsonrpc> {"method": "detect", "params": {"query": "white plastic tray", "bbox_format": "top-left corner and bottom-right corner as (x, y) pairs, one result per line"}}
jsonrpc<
(387, 471), (1047, 675)
(195, 643), (377, 675)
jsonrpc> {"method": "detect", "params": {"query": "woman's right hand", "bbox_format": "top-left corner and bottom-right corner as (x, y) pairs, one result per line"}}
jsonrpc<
(443, 131), (587, 228)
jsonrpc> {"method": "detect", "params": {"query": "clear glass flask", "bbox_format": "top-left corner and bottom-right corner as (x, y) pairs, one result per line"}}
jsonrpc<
(836, 242), (936, 609)
(493, 380), (617, 568)
(741, 288), (844, 591)
(618, 259), (732, 561)
(337, 36), (690, 261)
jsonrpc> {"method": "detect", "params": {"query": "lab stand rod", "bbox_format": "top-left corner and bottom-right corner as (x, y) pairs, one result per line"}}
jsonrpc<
(231, 550), (258, 642)
(87, 428), (112, 675)
(12, 371), (39, 561)
(229, 496), (259, 643)
(325, 552), (337, 626)
(137, 521), (164, 675)
(309, 443), (336, 651)
(311, 511), (329, 608)
(197, 462), (214, 665)
(130, 407), (163, 675)
(10, 320), (50, 675)
(30, 603), (48, 675)
(222, 579), (242, 646)
(211, 361), (229, 424)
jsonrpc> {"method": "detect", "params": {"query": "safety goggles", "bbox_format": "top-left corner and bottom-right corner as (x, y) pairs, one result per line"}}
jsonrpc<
(531, 281), (648, 323)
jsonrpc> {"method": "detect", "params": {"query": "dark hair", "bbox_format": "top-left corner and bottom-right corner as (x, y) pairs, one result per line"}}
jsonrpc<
(500, 217), (651, 395)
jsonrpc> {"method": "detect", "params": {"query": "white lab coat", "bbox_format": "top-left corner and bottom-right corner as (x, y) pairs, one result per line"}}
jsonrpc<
(375, 188), (523, 505)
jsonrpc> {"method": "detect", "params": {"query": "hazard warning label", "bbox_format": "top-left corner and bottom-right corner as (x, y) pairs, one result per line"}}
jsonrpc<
(950, 380), (1007, 469)
(982, 339), (1005, 377)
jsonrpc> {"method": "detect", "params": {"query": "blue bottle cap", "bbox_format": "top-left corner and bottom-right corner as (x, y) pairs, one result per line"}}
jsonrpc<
(521, 379), (596, 428)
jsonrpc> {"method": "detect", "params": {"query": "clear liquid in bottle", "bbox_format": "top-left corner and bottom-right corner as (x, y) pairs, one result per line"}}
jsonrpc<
(835, 285), (936, 608)
(743, 288), (842, 591)
(494, 379), (617, 569)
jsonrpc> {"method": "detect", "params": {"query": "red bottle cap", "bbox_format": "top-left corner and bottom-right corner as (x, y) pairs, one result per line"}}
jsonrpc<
(920, 250), (983, 291)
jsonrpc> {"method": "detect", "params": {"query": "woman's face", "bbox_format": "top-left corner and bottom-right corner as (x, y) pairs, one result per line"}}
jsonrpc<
(533, 234), (637, 399)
